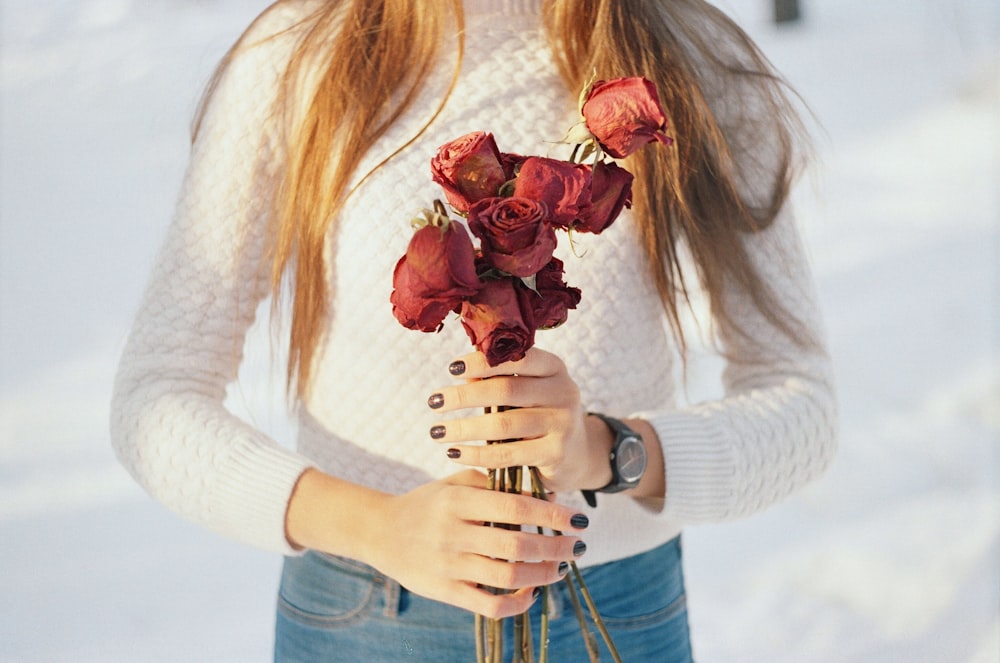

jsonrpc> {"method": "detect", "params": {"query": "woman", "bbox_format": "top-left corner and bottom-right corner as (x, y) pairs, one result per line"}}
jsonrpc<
(111, 0), (837, 660)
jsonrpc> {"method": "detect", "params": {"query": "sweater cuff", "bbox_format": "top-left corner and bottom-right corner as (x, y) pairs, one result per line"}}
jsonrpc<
(631, 408), (736, 524)
(213, 437), (315, 556)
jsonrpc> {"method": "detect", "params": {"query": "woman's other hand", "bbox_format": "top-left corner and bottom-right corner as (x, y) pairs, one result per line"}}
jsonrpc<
(285, 468), (588, 619)
(426, 348), (615, 493)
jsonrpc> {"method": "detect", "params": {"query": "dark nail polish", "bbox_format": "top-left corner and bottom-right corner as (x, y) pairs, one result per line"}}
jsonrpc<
(532, 587), (542, 601)
(558, 562), (569, 576)
(447, 448), (461, 459)
(427, 393), (444, 409)
(448, 360), (466, 376)
(570, 514), (589, 530)
(430, 425), (446, 439)
(573, 541), (587, 557)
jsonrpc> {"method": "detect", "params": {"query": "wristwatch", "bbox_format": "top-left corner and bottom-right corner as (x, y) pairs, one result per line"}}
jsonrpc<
(581, 413), (647, 508)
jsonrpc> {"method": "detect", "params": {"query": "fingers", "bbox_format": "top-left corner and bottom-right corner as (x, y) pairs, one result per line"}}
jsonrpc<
(382, 476), (590, 619)
(429, 375), (579, 412)
(446, 468), (492, 488)
(442, 505), (586, 618)
(455, 521), (579, 562)
(447, 582), (544, 620)
(448, 346), (566, 380)
(430, 406), (584, 473)
(433, 406), (569, 445)
(450, 481), (588, 534)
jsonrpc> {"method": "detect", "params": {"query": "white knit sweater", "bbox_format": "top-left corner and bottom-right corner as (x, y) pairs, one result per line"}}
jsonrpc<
(111, 0), (837, 567)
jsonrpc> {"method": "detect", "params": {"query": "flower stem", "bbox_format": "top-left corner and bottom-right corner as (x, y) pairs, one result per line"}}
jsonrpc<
(520, 609), (534, 663)
(572, 563), (623, 663)
(475, 614), (486, 663)
(563, 571), (600, 663)
(539, 585), (550, 663)
(529, 467), (622, 662)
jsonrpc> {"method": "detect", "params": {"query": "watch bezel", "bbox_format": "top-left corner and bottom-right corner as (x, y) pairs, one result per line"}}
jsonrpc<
(613, 434), (647, 484)
(591, 413), (647, 494)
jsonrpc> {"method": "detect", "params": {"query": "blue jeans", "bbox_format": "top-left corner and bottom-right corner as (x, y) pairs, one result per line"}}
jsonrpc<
(274, 536), (693, 662)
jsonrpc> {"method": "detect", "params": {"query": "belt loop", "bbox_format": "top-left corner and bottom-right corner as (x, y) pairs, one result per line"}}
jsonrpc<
(382, 576), (401, 618)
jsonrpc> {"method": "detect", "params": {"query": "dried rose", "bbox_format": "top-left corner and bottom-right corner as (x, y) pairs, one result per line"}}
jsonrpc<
(468, 197), (556, 278)
(431, 132), (507, 213)
(390, 221), (481, 332)
(460, 278), (536, 366)
(575, 160), (634, 234)
(530, 258), (582, 329)
(581, 77), (671, 159)
(511, 157), (591, 229)
(500, 152), (529, 181)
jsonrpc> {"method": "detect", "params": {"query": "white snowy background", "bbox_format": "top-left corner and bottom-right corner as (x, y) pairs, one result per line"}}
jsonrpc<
(1, 0), (997, 660)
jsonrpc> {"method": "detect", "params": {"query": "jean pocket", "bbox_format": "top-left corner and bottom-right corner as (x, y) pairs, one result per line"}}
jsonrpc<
(581, 537), (689, 631)
(277, 552), (380, 628)
(599, 589), (688, 631)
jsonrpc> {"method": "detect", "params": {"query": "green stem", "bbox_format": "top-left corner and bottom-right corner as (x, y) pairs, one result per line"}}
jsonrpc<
(513, 613), (524, 663)
(563, 572), (600, 663)
(530, 468), (623, 662)
(521, 609), (534, 663)
(476, 614), (486, 663)
(571, 563), (623, 663)
(539, 585), (550, 663)
(491, 618), (503, 663)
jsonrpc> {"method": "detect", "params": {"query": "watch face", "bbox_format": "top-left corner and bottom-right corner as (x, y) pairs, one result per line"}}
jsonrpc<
(616, 436), (647, 483)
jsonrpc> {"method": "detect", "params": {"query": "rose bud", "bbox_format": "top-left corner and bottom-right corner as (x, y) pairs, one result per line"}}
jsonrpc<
(530, 258), (582, 329)
(500, 152), (529, 182)
(390, 221), (482, 332)
(431, 131), (508, 213)
(575, 160), (634, 234)
(460, 278), (536, 366)
(467, 196), (556, 278)
(511, 157), (591, 229)
(581, 77), (672, 159)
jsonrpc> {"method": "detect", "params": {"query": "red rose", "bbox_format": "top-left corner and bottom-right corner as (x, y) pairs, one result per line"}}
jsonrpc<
(511, 157), (591, 229)
(390, 221), (481, 332)
(460, 278), (536, 366)
(431, 132), (508, 213)
(575, 160), (634, 234)
(530, 258), (582, 329)
(468, 197), (556, 278)
(581, 77), (671, 159)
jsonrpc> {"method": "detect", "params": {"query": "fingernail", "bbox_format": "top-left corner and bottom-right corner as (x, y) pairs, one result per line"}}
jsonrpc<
(446, 448), (461, 459)
(573, 541), (587, 557)
(448, 360), (466, 376)
(558, 562), (569, 576)
(570, 514), (589, 530)
(532, 587), (542, 601)
(427, 393), (444, 409)
(430, 425), (446, 440)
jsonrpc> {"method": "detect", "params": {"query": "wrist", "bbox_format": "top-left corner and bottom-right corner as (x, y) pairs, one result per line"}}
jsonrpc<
(582, 414), (655, 507)
(584, 413), (616, 490)
(285, 468), (391, 564)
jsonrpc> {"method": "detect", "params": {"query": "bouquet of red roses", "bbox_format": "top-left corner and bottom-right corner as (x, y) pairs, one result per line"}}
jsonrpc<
(390, 76), (671, 663)
(391, 77), (671, 365)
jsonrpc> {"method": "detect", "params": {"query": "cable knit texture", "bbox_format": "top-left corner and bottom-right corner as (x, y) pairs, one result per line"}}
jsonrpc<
(111, 0), (837, 563)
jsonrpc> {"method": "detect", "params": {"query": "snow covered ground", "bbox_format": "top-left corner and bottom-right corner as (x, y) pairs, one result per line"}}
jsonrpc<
(1, 0), (997, 661)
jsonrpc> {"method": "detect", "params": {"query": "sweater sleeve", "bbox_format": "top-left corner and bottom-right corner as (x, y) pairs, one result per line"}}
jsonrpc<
(109, 8), (314, 555)
(634, 206), (838, 524)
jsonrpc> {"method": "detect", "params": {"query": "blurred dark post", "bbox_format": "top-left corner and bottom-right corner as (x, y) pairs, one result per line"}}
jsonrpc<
(774, 0), (801, 24)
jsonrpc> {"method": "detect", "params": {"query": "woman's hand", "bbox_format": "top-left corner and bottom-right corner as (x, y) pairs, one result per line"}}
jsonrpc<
(426, 348), (615, 493)
(287, 467), (589, 619)
(367, 469), (588, 618)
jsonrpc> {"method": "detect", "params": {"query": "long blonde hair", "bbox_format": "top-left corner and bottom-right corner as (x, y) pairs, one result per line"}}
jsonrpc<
(199, 0), (812, 399)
